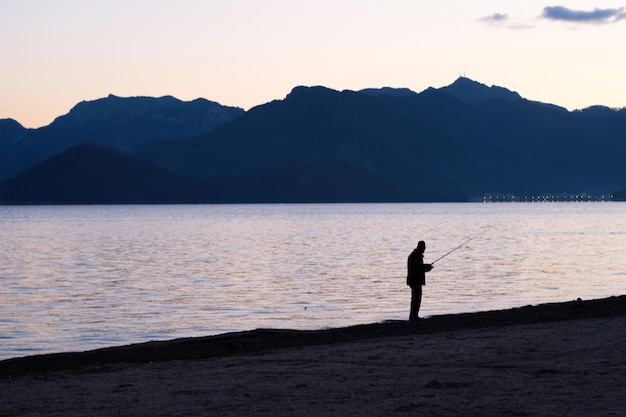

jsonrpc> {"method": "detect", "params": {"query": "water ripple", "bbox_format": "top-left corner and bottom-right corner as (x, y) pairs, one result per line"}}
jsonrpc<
(1, 203), (626, 360)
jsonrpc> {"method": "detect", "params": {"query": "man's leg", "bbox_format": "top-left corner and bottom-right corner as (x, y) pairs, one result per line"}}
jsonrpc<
(409, 285), (422, 320)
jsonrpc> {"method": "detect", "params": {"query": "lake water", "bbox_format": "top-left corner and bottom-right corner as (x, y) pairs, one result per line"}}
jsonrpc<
(1, 203), (625, 360)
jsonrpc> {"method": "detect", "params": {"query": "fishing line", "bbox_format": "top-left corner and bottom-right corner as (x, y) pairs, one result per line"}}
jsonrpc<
(431, 230), (486, 265)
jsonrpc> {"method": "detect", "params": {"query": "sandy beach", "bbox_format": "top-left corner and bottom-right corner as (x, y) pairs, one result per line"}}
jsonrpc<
(1, 296), (625, 416)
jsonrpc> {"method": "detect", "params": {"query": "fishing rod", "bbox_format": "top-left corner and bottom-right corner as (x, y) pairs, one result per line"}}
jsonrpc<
(430, 230), (485, 265)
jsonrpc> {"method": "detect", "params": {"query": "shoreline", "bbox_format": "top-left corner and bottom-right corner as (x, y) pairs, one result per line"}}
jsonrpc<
(2, 295), (626, 416)
(2, 295), (624, 378)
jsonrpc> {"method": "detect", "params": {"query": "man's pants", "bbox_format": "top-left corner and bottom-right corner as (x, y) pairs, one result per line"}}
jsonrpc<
(409, 285), (422, 320)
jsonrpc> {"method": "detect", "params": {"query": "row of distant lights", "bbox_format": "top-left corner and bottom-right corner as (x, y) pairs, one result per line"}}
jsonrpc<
(483, 194), (613, 203)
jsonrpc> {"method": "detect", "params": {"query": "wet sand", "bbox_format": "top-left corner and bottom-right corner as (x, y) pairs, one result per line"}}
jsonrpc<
(1, 296), (625, 416)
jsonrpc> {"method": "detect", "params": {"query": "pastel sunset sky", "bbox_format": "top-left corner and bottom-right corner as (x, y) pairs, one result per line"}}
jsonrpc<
(2, 0), (625, 128)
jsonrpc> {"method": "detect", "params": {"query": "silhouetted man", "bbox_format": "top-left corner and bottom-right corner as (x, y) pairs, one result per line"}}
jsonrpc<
(407, 240), (433, 320)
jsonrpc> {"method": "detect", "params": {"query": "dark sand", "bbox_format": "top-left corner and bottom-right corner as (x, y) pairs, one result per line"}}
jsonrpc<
(1, 296), (625, 416)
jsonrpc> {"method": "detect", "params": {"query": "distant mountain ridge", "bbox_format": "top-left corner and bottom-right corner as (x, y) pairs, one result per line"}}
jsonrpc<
(49, 95), (242, 149)
(359, 87), (418, 98)
(0, 95), (244, 181)
(134, 80), (626, 200)
(0, 118), (29, 152)
(2, 77), (626, 204)
(439, 77), (523, 104)
(0, 118), (28, 138)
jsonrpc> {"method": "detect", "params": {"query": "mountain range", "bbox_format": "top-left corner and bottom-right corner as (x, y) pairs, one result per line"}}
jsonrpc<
(0, 95), (244, 181)
(2, 77), (626, 204)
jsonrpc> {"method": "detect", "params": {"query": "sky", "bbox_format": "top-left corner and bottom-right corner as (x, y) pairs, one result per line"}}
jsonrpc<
(2, 0), (626, 128)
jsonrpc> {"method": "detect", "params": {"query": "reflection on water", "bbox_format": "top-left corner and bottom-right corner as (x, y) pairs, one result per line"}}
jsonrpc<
(1, 203), (625, 360)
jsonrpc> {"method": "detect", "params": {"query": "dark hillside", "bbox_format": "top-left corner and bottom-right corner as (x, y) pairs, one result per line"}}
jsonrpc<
(0, 144), (212, 204)
(136, 86), (488, 201)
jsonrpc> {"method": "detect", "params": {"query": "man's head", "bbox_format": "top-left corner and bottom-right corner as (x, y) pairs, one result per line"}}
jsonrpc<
(417, 240), (426, 253)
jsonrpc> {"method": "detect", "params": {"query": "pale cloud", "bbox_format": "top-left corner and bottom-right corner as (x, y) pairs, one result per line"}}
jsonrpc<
(542, 5), (626, 23)
(479, 13), (508, 24)
(478, 12), (534, 29)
